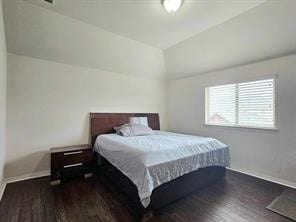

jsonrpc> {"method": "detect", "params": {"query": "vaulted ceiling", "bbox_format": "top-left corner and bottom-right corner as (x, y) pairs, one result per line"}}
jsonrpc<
(3, 0), (296, 79)
(164, 0), (296, 79)
(24, 0), (265, 49)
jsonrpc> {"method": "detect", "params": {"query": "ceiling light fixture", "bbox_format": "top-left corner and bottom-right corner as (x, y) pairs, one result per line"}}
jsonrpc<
(161, 0), (184, 13)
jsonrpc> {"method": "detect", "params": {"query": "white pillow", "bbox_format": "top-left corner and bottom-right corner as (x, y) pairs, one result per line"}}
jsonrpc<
(129, 117), (148, 126)
(114, 123), (153, 137)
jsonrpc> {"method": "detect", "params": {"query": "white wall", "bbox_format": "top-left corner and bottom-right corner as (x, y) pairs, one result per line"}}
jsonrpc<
(3, 0), (295, 187)
(164, 0), (296, 80)
(3, 0), (165, 79)
(6, 53), (167, 178)
(167, 54), (296, 187)
(0, 0), (7, 184)
(4, 0), (168, 179)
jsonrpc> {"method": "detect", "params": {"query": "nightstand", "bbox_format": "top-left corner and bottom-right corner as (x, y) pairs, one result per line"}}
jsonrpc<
(50, 144), (95, 185)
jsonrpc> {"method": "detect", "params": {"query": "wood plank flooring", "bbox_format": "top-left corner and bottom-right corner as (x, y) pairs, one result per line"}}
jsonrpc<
(0, 170), (293, 222)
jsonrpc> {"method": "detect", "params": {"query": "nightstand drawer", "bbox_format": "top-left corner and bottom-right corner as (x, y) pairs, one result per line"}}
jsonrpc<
(50, 144), (95, 185)
(61, 164), (93, 179)
(62, 149), (93, 166)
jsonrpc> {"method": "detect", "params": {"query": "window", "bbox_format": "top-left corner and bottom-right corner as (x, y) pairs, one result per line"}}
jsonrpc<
(205, 78), (276, 129)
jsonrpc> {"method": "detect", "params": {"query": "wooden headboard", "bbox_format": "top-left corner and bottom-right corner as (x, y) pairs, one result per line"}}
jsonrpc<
(90, 113), (160, 146)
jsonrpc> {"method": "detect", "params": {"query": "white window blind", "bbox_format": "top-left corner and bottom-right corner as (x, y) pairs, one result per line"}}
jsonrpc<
(206, 78), (276, 129)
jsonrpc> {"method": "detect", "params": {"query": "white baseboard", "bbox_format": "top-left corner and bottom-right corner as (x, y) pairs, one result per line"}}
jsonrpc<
(5, 170), (50, 184)
(1, 168), (295, 202)
(227, 167), (296, 189)
(0, 179), (7, 202)
(0, 170), (50, 202)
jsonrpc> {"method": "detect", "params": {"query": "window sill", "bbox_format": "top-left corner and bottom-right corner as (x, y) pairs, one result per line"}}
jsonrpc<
(204, 123), (278, 131)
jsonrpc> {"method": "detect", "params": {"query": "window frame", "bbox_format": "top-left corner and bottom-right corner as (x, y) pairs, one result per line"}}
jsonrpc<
(205, 77), (278, 131)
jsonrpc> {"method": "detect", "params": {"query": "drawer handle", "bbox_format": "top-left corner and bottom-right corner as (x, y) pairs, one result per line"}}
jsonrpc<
(64, 151), (83, 156)
(64, 163), (83, 168)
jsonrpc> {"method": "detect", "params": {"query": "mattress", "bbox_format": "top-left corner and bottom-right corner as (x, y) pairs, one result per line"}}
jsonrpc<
(93, 131), (230, 207)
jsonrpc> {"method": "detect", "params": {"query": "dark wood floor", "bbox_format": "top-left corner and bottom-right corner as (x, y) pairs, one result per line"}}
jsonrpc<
(0, 170), (293, 222)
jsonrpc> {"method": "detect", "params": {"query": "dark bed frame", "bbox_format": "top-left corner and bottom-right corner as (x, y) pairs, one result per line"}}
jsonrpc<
(90, 113), (226, 220)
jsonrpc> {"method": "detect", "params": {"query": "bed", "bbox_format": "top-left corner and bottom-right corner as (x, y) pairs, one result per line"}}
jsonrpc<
(90, 113), (230, 220)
